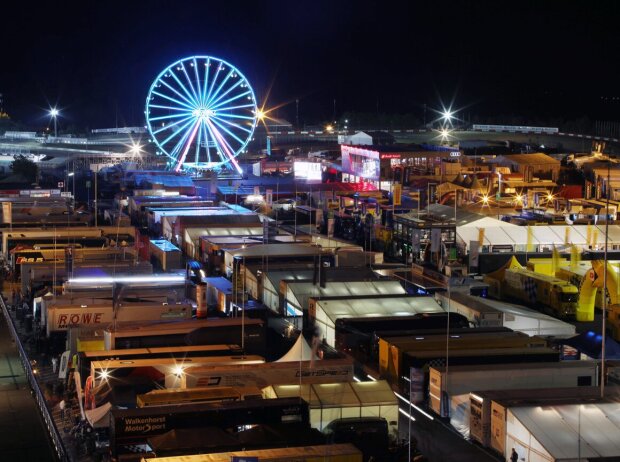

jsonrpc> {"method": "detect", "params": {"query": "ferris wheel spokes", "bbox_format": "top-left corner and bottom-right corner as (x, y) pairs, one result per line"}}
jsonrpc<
(158, 78), (197, 109)
(205, 70), (235, 108)
(151, 90), (196, 111)
(191, 58), (203, 104)
(207, 78), (244, 109)
(179, 63), (200, 106)
(205, 118), (242, 173)
(174, 120), (201, 172)
(168, 70), (199, 108)
(152, 115), (195, 137)
(204, 64), (224, 107)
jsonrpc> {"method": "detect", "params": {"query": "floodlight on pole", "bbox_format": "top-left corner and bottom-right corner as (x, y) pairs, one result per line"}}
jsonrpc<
(441, 108), (455, 129)
(129, 142), (143, 156)
(49, 108), (59, 137)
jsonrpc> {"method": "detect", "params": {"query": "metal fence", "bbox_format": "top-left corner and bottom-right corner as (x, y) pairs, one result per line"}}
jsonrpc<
(0, 296), (71, 462)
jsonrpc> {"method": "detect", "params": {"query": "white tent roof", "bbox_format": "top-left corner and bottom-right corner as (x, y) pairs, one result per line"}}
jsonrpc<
(276, 334), (318, 362)
(315, 296), (443, 322)
(227, 244), (329, 258)
(459, 216), (516, 229)
(265, 380), (397, 407)
(510, 403), (620, 460)
(474, 297), (575, 337)
(458, 224), (620, 247)
(286, 280), (406, 312)
(187, 226), (264, 241)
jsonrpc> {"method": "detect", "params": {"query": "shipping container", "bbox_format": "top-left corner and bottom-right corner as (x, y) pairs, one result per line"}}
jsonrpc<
(335, 312), (469, 361)
(435, 291), (502, 327)
(91, 355), (265, 388)
(178, 358), (354, 389)
(111, 397), (309, 459)
(104, 317), (265, 353)
(379, 329), (547, 386)
(78, 344), (242, 384)
(46, 302), (193, 336)
(137, 386), (262, 407)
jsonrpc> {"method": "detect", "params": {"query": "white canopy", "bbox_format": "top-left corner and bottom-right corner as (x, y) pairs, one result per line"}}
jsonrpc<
(458, 224), (620, 250)
(263, 380), (398, 433)
(472, 297), (575, 337)
(508, 403), (620, 461)
(276, 334), (318, 362)
(284, 280), (406, 317)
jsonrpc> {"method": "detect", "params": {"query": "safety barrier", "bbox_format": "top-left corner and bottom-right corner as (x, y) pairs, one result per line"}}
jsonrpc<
(0, 297), (71, 461)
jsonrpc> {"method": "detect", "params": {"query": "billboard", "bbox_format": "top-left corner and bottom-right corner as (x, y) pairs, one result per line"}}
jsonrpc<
(294, 161), (322, 180)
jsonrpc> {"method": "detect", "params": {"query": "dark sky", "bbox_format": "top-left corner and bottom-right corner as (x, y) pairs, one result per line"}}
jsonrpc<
(1, 0), (619, 130)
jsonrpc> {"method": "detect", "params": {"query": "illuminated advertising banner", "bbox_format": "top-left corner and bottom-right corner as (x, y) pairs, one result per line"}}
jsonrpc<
(294, 161), (322, 180)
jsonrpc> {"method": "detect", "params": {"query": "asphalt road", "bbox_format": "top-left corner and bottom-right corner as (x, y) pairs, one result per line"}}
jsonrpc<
(399, 400), (501, 462)
(0, 311), (55, 461)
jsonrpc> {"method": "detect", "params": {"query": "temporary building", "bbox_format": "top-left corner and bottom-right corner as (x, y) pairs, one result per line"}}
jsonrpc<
(262, 380), (398, 435)
(184, 224), (264, 260)
(262, 267), (377, 313)
(310, 295), (444, 347)
(262, 269), (314, 312)
(429, 361), (598, 438)
(223, 244), (330, 277)
(437, 292), (576, 337)
(282, 279), (406, 318)
(459, 223), (620, 254)
(503, 402), (620, 462)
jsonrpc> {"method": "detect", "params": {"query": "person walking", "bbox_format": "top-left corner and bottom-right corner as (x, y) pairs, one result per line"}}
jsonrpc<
(52, 356), (58, 374)
(59, 399), (66, 423)
(510, 448), (519, 462)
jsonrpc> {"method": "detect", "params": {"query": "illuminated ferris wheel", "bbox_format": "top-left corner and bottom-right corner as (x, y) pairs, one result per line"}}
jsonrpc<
(145, 55), (258, 173)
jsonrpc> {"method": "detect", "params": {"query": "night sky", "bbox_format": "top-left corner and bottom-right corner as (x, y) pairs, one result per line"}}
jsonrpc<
(1, 0), (618, 130)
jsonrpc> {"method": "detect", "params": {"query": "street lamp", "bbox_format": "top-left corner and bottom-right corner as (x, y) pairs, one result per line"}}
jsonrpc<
(49, 108), (59, 137)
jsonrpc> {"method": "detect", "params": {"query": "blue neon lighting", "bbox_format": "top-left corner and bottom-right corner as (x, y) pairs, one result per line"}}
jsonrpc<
(145, 55), (258, 174)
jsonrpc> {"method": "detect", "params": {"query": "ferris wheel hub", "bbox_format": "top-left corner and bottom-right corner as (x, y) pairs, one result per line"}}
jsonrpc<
(192, 108), (216, 119)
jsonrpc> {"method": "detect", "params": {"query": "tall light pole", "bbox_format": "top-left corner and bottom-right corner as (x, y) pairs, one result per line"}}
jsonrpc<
(241, 239), (247, 352)
(49, 108), (59, 137)
(441, 110), (454, 128)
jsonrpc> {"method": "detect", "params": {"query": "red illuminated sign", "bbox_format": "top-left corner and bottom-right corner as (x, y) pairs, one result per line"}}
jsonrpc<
(380, 153), (401, 159)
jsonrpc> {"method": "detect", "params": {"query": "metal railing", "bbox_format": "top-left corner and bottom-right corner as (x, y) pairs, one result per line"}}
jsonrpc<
(0, 297), (71, 462)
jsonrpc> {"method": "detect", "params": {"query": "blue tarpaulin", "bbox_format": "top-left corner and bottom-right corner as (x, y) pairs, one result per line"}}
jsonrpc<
(557, 331), (620, 359)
